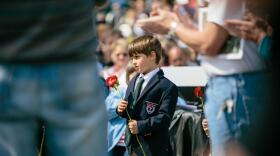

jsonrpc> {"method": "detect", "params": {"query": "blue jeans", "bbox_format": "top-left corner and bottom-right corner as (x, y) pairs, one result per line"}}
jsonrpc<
(204, 72), (269, 156)
(0, 62), (107, 156)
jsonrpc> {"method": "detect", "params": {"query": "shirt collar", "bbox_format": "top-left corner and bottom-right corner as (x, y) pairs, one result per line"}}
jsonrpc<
(139, 67), (160, 83)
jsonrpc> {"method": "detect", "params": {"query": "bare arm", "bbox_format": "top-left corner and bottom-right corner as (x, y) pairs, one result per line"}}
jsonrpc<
(138, 10), (229, 56)
(174, 22), (229, 56)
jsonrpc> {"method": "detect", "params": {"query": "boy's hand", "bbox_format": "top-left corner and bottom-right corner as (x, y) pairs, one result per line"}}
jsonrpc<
(117, 100), (128, 114)
(128, 120), (138, 134)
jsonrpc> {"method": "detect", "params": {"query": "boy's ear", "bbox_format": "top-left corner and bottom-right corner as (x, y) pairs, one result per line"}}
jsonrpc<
(149, 51), (157, 61)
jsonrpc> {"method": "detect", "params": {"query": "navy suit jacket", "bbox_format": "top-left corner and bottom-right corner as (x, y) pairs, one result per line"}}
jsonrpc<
(120, 69), (178, 156)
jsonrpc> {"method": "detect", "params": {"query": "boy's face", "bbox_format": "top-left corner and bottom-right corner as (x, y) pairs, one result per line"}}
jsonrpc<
(131, 52), (157, 74)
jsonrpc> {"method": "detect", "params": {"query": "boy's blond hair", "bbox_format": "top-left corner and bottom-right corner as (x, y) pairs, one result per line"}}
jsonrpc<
(128, 35), (162, 64)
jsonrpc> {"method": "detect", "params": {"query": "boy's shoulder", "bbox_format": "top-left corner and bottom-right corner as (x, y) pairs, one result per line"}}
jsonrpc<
(153, 69), (177, 91)
(159, 75), (177, 90)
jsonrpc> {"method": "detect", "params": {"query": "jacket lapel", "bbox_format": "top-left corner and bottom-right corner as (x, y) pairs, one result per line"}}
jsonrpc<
(125, 73), (139, 100)
(135, 69), (164, 104)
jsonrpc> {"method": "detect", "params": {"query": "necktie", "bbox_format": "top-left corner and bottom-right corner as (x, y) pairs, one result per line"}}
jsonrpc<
(134, 77), (145, 103)
(125, 76), (145, 146)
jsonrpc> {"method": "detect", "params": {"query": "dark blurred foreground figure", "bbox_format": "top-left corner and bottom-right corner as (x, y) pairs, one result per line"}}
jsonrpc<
(0, 1), (108, 156)
(247, 1), (280, 156)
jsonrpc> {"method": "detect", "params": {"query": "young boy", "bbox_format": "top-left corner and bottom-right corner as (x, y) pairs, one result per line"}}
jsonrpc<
(117, 35), (178, 156)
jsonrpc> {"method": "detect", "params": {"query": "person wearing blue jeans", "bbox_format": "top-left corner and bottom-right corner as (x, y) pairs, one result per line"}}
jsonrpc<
(0, 1), (107, 156)
(204, 72), (269, 155)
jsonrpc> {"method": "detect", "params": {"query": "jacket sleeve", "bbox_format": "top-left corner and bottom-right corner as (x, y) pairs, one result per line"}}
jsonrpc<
(137, 84), (178, 134)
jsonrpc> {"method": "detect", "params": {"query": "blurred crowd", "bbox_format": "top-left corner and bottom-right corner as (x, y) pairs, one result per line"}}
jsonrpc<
(95, 0), (199, 77)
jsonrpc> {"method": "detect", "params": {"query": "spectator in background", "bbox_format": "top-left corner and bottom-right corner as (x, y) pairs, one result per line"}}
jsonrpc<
(224, 11), (272, 62)
(102, 39), (130, 88)
(158, 50), (170, 67)
(106, 62), (137, 156)
(0, 1), (107, 156)
(97, 23), (113, 44)
(151, 0), (174, 12)
(132, 0), (149, 37)
(168, 45), (198, 66)
(97, 23), (114, 66)
(168, 46), (188, 66)
(96, 29), (123, 73)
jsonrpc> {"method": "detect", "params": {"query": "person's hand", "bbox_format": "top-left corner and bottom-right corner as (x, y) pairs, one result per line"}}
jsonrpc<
(224, 18), (267, 44)
(117, 100), (128, 114)
(202, 119), (209, 137)
(173, 4), (196, 30)
(128, 120), (138, 134)
(136, 9), (179, 35)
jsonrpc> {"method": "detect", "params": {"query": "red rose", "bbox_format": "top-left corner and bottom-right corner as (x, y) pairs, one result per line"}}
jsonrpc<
(194, 87), (203, 97)
(106, 75), (119, 88)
